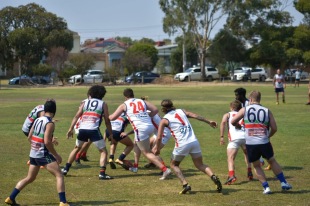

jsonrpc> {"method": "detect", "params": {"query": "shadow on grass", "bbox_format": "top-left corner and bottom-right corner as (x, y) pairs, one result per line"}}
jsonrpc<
(282, 166), (303, 170)
(26, 199), (129, 206)
(71, 199), (129, 205)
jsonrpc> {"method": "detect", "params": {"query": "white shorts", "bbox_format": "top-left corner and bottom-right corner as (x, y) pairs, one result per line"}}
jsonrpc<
(227, 139), (246, 149)
(152, 132), (172, 145)
(134, 126), (154, 142)
(172, 140), (201, 157)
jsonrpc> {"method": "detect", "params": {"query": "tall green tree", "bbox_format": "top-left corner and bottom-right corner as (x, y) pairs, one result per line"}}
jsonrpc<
(122, 43), (158, 74)
(0, 3), (73, 75)
(294, 0), (310, 25)
(160, 0), (230, 81)
(208, 29), (246, 73)
(68, 53), (96, 81)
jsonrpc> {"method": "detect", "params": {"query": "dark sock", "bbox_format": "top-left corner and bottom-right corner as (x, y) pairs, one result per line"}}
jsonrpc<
(59, 192), (67, 203)
(100, 166), (106, 176)
(119, 153), (126, 161)
(10, 188), (20, 200)
(65, 163), (72, 171)
(109, 155), (114, 160)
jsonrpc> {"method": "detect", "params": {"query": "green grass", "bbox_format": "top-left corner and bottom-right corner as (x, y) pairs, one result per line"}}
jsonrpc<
(0, 82), (309, 206)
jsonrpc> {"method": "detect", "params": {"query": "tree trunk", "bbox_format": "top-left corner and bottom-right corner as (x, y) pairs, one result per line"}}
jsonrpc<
(200, 52), (207, 81)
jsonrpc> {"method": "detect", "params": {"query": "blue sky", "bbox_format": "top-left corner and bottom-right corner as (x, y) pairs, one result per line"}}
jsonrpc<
(0, 0), (304, 43)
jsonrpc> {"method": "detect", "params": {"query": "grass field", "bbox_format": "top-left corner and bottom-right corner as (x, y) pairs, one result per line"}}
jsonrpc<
(0, 82), (309, 206)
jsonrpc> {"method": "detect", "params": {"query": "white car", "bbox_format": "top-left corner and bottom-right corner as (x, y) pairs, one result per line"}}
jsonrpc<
(231, 67), (268, 81)
(68, 70), (106, 84)
(174, 66), (219, 81)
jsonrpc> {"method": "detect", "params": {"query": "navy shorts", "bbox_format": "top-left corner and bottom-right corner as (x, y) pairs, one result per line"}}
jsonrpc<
(246, 142), (274, 163)
(105, 130), (124, 142)
(29, 154), (56, 166)
(275, 88), (284, 93)
(78, 129), (103, 142)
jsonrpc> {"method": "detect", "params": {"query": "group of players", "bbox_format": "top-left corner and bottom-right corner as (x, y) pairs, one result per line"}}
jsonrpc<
(5, 83), (293, 206)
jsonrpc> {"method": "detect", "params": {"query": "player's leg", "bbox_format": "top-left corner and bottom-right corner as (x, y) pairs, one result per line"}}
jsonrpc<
(5, 161), (40, 205)
(46, 161), (69, 205)
(225, 148), (238, 184)
(93, 139), (113, 180)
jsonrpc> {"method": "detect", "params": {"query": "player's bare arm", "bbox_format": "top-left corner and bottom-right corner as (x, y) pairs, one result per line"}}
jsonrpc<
(67, 103), (84, 139)
(220, 113), (229, 145)
(268, 110), (277, 138)
(184, 110), (217, 128)
(145, 101), (158, 117)
(109, 104), (125, 121)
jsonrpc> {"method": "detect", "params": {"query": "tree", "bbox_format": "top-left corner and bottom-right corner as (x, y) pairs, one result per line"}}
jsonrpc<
(46, 47), (69, 84)
(121, 51), (152, 75)
(160, 0), (230, 81)
(122, 43), (158, 74)
(294, 0), (310, 25)
(68, 53), (96, 82)
(0, 3), (73, 75)
(208, 29), (247, 74)
(170, 35), (198, 73)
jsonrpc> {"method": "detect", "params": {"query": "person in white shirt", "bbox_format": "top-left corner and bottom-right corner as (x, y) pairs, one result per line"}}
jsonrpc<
(109, 88), (171, 180)
(273, 69), (286, 104)
(153, 99), (222, 194)
(294, 68), (301, 88)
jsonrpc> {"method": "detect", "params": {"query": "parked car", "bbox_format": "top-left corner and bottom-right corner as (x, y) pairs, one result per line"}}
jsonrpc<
(31, 75), (52, 84)
(174, 66), (219, 82)
(125, 71), (160, 83)
(285, 69), (309, 81)
(68, 70), (106, 84)
(230, 67), (268, 82)
(8, 75), (32, 85)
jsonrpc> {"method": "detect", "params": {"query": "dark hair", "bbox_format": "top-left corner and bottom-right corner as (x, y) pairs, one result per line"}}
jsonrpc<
(123, 88), (134, 98)
(44, 99), (56, 114)
(234, 87), (246, 97)
(161, 99), (176, 114)
(88, 85), (107, 99)
(230, 100), (242, 111)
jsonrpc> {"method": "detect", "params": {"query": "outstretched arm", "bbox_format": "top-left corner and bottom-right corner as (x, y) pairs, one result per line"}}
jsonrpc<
(184, 109), (217, 128)
(152, 118), (168, 155)
(109, 104), (125, 121)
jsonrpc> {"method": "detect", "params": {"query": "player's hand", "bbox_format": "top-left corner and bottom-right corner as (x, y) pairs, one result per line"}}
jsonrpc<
(66, 130), (73, 139)
(52, 137), (59, 146)
(209, 121), (217, 128)
(152, 146), (160, 155)
(54, 153), (62, 164)
(220, 138), (225, 145)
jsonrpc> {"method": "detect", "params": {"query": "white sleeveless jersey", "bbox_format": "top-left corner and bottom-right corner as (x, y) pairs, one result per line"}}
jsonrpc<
(79, 98), (104, 130)
(22, 105), (44, 133)
(111, 115), (129, 132)
(30, 116), (53, 158)
(124, 98), (153, 131)
(164, 109), (197, 148)
(228, 111), (245, 141)
(274, 74), (284, 88)
(243, 104), (270, 145)
(74, 99), (88, 131)
(151, 113), (172, 140)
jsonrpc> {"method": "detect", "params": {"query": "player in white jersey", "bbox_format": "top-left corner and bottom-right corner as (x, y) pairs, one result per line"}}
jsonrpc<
(62, 85), (114, 180)
(220, 100), (253, 185)
(231, 91), (292, 194)
(153, 99), (222, 194)
(273, 69), (286, 105)
(22, 104), (45, 136)
(5, 100), (70, 206)
(109, 88), (171, 180)
(143, 113), (172, 169)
